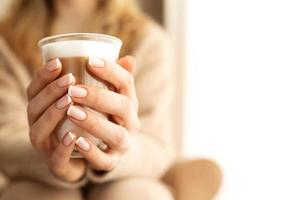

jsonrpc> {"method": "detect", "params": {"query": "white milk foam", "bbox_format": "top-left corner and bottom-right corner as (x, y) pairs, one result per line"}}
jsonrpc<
(41, 40), (121, 63)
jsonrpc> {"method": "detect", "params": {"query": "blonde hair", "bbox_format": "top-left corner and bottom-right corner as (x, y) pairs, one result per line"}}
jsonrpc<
(0, 0), (147, 71)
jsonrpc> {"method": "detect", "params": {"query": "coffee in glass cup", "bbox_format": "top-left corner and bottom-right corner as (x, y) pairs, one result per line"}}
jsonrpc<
(38, 33), (122, 157)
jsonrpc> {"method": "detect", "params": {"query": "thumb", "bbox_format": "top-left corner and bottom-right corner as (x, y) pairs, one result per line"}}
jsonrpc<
(118, 55), (136, 75)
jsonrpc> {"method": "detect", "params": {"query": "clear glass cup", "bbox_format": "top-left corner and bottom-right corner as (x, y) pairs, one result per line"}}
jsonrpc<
(38, 33), (122, 157)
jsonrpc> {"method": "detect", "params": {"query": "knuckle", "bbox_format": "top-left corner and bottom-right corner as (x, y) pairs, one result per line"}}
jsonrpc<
(46, 106), (59, 121)
(94, 88), (105, 105)
(119, 125), (128, 136)
(120, 97), (132, 113)
(129, 114), (140, 133)
(114, 127), (129, 151)
(30, 125), (49, 152)
(29, 123), (38, 142)
(36, 70), (44, 81)
(26, 86), (33, 100)
(26, 103), (31, 114)
(34, 138), (44, 152)
(128, 102), (136, 115)
(127, 104), (136, 122)
(35, 70), (48, 85)
(27, 103), (33, 118)
(27, 102), (36, 119)
(114, 129), (125, 146)
(89, 118), (99, 133)
(44, 83), (56, 96)
(123, 74), (134, 90)
(29, 129), (37, 146)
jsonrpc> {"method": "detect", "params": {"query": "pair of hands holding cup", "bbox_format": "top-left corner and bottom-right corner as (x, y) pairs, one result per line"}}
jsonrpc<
(26, 56), (139, 182)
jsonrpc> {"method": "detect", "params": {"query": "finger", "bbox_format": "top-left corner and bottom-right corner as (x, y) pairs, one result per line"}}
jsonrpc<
(49, 132), (86, 182)
(118, 55), (136, 75)
(75, 137), (119, 171)
(66, 105), (130, 152)
(68, 86), (138, 130)
(48, 132), (75, 176)
(27, 59), (62, 100)
(28, 73), (75, 125)
(30, 94), (72, 152)
(88, 57), (137, 105)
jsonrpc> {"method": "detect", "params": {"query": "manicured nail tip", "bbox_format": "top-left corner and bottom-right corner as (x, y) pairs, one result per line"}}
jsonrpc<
(76, 137), (91, 151)
(57, 73), (75, 87)
(89, 57), (105, 68)
(98, 141), (108, 151)
(67, 73), (75, 83)
(67, 106), (87, 120)
(63, 132), (75, 146)
(67, 106), (72, 116)
(55, 95), (72, 109)
(68, 86), (73, 96)
(66, 95), (72, 102)
(46, 58), (61, 72)
(68, 85), (87, 98)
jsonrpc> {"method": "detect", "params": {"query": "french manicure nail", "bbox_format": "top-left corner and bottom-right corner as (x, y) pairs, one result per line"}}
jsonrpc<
(63, 132), (75, 146)
(55, 95), (72, 109)
(67, 106), (87, 120)
(89, 57), (105, 68)
(98, 141), (108, 151)
(76, 137), (91, 151)
(46, 58), (61, 72)
(56, 73), (75, 88)
(68, 86), (87, 98)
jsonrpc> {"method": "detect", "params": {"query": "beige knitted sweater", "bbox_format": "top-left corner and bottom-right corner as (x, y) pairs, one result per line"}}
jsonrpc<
(0, 22), (175, 188)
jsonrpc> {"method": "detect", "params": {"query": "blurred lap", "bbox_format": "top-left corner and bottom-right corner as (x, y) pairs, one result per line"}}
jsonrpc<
(0, 178), (174, 200)
(87, 177), (174, 200)
(0, 179), (82, 200)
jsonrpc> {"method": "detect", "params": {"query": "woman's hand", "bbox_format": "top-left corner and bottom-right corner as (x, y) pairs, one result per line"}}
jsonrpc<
(26, 59), (86, 182)
(67, 56), (139, 171)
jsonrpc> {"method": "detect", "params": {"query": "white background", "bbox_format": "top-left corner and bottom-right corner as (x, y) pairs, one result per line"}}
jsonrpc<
(184, 0), (300, 199)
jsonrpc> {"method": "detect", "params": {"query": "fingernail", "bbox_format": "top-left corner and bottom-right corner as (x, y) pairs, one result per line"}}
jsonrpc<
(89, 57), (105, 68)
(98, 141), (108, 151)
(55, 95), (72, 109)
(76, 137), (91, 151)
(46, 58), (61, 72)
(63, 132), (75, 146)
(67, 106), (86, 120)
(56, 73), (75, 88)
(68, 86), (87, 98)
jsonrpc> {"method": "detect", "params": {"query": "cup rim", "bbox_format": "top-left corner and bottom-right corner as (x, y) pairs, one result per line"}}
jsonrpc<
(38, 33), (122, 47)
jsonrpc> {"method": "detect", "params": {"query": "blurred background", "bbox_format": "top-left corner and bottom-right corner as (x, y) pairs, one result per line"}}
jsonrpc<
(1, 0), (300, 199)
